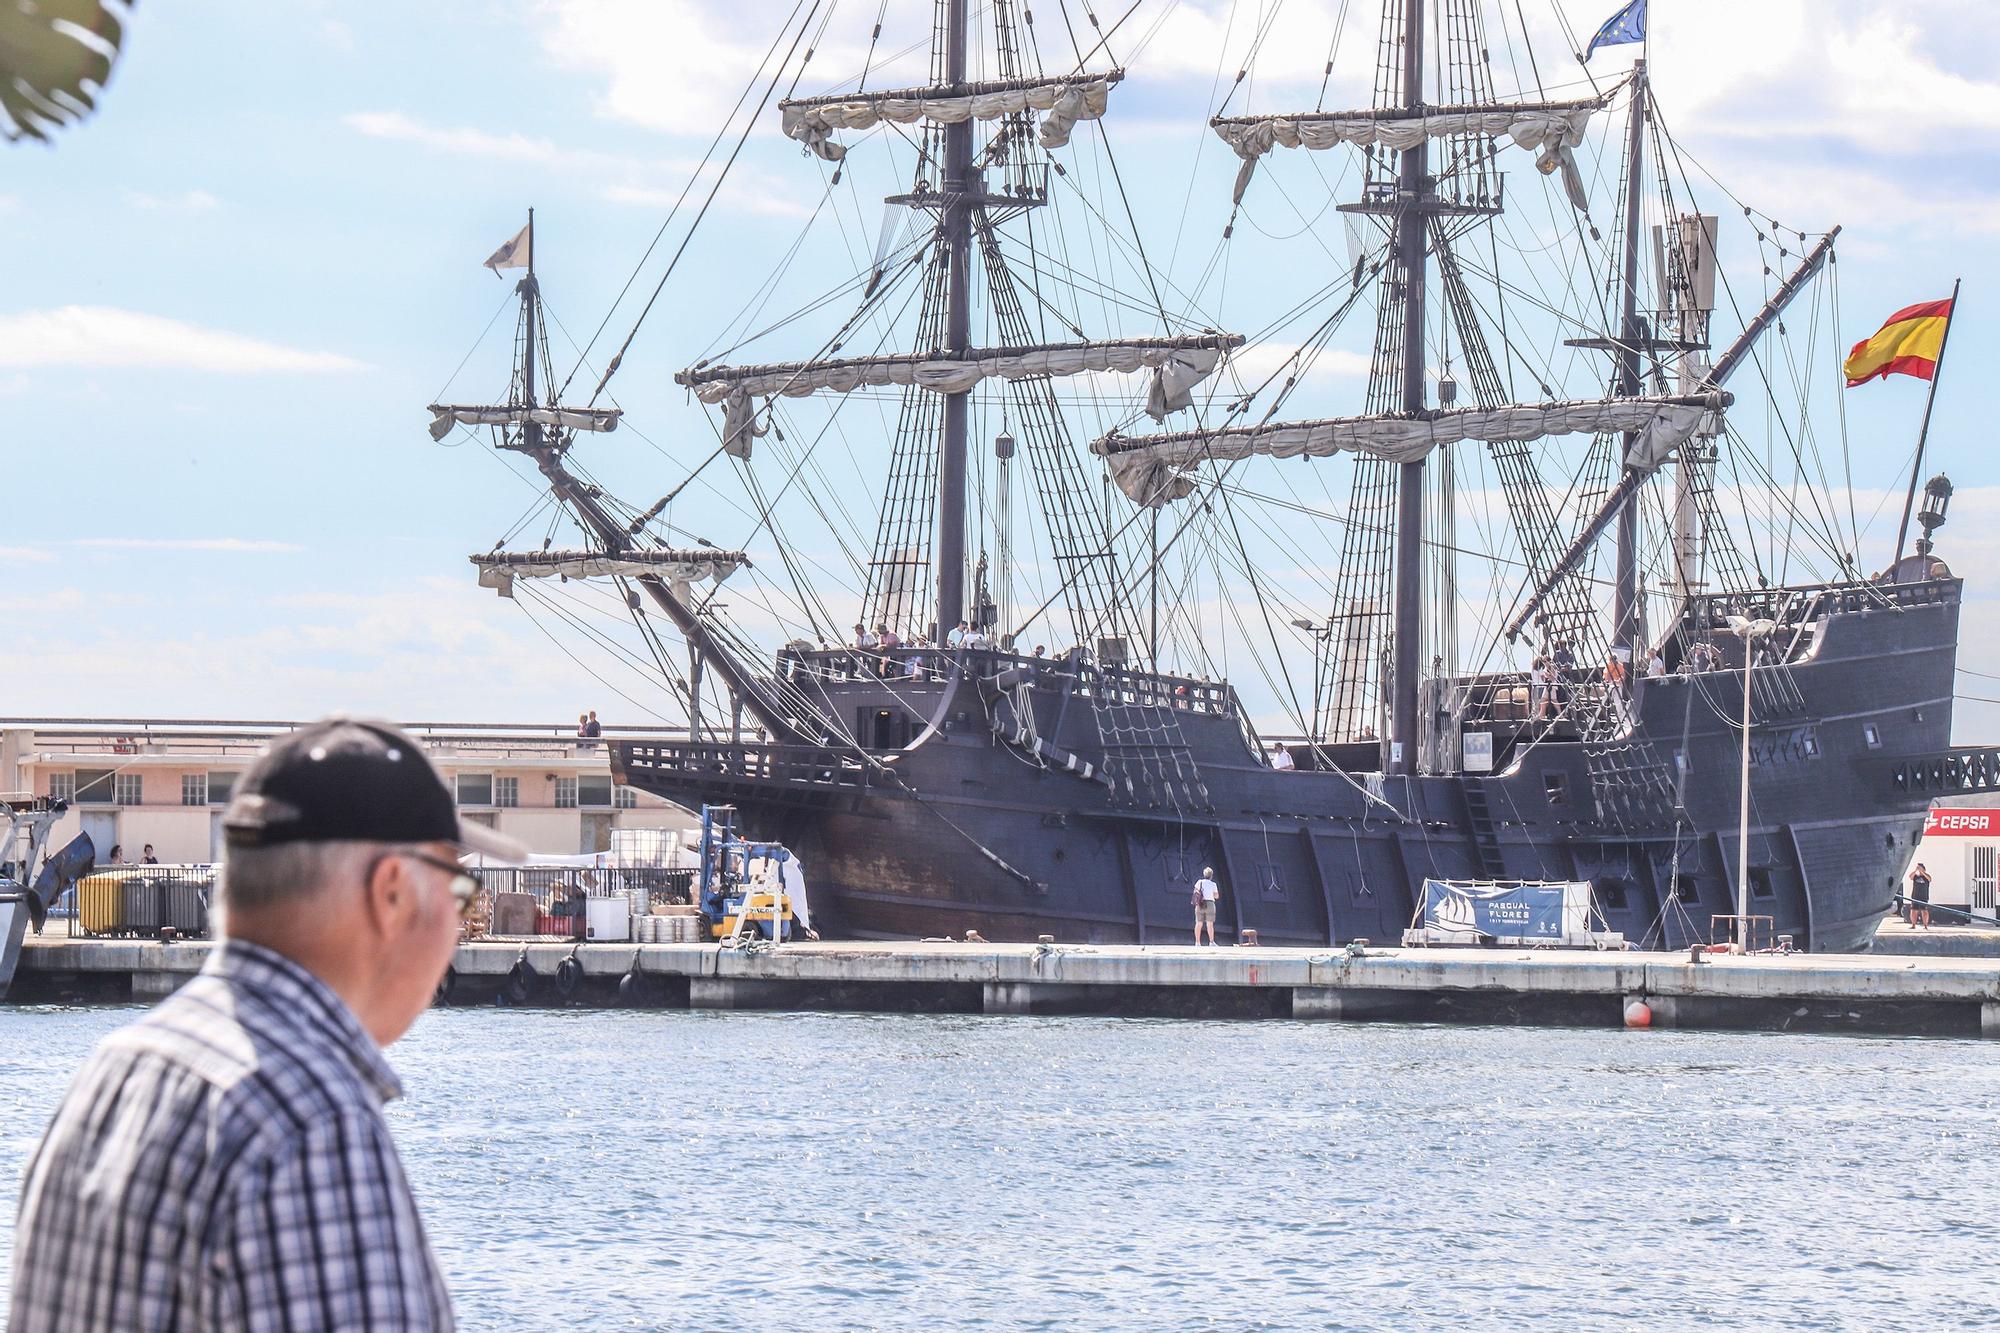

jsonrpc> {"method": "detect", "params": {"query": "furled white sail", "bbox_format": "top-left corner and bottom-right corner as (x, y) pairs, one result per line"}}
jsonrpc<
(781, 74), (1118, 163)
(428, 404), (622, 442)
(471, 548), (746, 600)
(682, 335), (1242, 458)
(683, 337), (1239, 403)
(1214, 92), (1613, 209)
(1093, 393), (1732, 506)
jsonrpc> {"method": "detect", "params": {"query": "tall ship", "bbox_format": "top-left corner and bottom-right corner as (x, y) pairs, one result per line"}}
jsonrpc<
(431, 0), (1972, 952)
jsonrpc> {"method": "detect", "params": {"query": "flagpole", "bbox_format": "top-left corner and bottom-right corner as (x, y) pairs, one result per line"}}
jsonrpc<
(1890, 277), (1960, 579)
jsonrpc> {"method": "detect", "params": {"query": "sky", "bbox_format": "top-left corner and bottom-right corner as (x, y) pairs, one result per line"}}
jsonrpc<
(4, 0), (2000, 740)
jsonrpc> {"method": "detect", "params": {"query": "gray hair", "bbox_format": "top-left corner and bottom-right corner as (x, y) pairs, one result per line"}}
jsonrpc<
(217, 840), (388, 918)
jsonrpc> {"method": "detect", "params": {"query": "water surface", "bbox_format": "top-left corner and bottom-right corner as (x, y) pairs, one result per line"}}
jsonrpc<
(2, 1006), (1994, 1329)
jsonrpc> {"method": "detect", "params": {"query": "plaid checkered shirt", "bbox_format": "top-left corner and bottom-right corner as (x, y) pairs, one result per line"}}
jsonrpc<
(10, 940), (454, 1330)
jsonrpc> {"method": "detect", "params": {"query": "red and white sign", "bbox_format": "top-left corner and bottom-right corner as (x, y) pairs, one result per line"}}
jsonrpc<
(1922, 809), (2000, 838)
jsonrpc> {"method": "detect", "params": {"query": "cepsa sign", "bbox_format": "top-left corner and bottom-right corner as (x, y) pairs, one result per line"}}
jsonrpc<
(1923, 809), (2000, 837)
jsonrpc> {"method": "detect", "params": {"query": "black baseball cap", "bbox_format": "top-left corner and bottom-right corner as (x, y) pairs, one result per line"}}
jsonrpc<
(224, 716), (526, 861)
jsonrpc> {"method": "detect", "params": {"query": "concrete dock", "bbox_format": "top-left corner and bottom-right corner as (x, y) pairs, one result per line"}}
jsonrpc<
(12, 936), (2000, 1037)
(1872, 919), (2000, 958)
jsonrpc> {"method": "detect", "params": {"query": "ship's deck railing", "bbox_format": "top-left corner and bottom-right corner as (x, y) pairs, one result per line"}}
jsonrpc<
(775, 646), (1241, 718)
(620, 738), (878, 790)
(1685, 576), (1957, 633)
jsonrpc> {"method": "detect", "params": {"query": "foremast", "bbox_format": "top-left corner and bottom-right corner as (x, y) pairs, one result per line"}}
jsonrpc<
(679, 8), (1239, 656)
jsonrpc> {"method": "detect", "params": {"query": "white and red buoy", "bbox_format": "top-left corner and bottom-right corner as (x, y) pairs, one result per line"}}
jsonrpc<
(1623, 999), (1653, 1029)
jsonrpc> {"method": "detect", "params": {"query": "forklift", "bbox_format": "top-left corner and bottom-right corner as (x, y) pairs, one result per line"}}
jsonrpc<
(696, 804), (814, 942)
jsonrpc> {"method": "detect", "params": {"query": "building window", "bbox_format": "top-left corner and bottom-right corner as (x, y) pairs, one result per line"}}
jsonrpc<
(209, 772), (236, 806)
(495, 776), (519, 808)
(181, 773), (208, 806)
(614, 785), (637, 809)
(579, 774), (613, 808)
(456, 773), (494, 807)
(74, 769), (115, 804)
(48, 772), (75, 803)
(114, 773), (143, 806)
(555, 777), (578, 809)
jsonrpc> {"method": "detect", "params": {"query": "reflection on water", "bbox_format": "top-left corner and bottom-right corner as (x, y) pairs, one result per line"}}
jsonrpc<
(3, 1005), (1998, 1329)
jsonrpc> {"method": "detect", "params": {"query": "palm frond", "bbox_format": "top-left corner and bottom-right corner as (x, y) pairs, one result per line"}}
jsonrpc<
(0, 0), (134, 144)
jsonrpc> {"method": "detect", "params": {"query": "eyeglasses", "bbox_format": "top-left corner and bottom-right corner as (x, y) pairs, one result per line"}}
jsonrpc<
(371, 849), (481, 919)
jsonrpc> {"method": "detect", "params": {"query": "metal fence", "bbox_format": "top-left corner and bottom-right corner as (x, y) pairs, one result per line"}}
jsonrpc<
(43, 862), (698, 942)
(57, 866), (216, 939)
(472, 866), (694, 941)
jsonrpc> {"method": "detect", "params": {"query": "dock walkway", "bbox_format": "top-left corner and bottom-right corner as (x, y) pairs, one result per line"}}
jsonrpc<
(14, 937), (2000, 1037)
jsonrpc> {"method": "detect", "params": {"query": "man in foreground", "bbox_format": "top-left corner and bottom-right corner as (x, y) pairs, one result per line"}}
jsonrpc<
(10, 716), (523, 1331)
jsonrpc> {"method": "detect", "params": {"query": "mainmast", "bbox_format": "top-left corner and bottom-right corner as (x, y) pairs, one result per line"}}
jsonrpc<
(1387, 0), (1428, 777)
(936, 0), (973, 636)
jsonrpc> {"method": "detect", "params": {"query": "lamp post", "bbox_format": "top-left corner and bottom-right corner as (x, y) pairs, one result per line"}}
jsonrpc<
(1726, 614), (1776, 953)
(1292, 617), (1334, 741)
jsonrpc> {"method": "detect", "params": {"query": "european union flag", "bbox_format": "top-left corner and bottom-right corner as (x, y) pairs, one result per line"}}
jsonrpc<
(1585, 0), (1646, 60)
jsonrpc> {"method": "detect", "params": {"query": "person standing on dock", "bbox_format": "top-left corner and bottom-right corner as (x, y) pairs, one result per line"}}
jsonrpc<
(1909, 862), (1933, 929)
(1192, 867), (1221, 946)
(9, 716), (525, 1333)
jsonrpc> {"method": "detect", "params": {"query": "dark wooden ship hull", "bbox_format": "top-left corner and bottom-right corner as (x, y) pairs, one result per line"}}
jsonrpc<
(618, 579), (1972, 953)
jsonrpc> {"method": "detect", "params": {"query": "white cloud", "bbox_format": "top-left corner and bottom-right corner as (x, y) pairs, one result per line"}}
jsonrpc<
(70, 538), (303, 554)
(348, 109), (811, 220)
(0, 545), (54, 564)
(533, 0), (795, 131)
(344, 110), (600, 168)
(121, 189), (220, 213)
(1227, 343), (1370, 387)
(0, 307), (366, 373)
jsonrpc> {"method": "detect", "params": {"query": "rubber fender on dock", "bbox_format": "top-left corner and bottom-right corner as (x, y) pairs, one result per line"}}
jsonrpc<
(617, 970), (642, 1005)
(554, 955), (584, 999)
(432, 966), (457, 1008)
(506, 960), (534, 1004)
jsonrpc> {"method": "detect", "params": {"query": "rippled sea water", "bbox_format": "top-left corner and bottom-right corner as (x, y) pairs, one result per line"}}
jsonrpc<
(3, 1005), (1998, 1330)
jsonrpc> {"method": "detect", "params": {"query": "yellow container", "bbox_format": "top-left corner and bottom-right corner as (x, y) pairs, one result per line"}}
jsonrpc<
(78, 871), (131, 935)
(710, 891), (794, 939)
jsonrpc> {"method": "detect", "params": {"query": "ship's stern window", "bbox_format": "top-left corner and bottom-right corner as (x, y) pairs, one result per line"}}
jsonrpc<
(1749, 867), (1776, 900)
(1544, 773), (1570, 807)
(1863, 723), (1882, 749)
(1675, 875), (1701, 903)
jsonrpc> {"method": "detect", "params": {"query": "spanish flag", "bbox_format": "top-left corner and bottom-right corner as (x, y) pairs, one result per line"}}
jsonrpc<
(1844, 298), (1953, 386)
